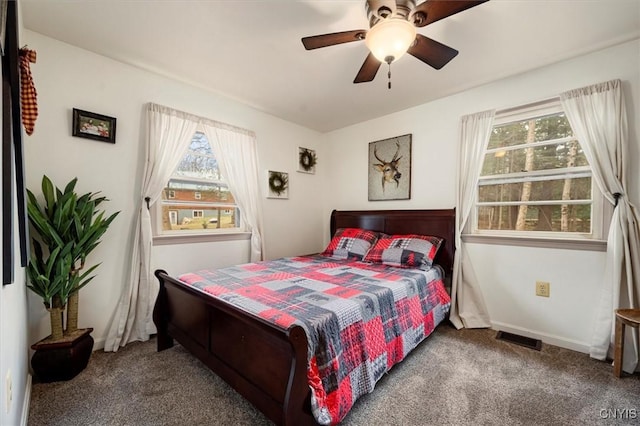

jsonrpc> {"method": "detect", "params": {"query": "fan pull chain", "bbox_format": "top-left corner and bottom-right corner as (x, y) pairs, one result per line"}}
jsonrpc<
(383, 56), (394, 89)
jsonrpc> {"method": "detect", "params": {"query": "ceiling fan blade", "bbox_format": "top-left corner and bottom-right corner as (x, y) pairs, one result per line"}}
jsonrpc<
(354, 53), (382, 83)
(407, 34), (459, 69)
(411, 0), (489, 27)
(302, 30), (366, 50)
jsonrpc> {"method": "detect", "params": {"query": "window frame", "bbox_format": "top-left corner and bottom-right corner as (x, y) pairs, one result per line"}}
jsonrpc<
(151, 130), (250, 245)
(466, 99), (609, 250)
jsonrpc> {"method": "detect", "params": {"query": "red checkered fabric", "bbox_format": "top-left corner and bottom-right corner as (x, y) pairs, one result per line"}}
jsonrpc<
(321, 228), (379, 260)
(19, 48), (38, 135)
(363, 233), (443, 268)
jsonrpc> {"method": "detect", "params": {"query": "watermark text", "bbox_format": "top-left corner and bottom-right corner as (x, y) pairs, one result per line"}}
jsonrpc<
(599, 408), (637, 420)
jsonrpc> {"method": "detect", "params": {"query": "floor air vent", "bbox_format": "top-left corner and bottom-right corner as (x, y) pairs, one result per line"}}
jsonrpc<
(496, 331), (542, 351)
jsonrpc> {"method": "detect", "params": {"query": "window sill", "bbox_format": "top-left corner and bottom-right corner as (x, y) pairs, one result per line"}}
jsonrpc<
(462, 234), (607, 252)
(153, 231), (252, 246)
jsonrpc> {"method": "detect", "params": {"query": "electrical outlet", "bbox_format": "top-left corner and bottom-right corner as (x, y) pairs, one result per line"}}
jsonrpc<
(5, 370), (12, 414)
(536, 281), (550, 297)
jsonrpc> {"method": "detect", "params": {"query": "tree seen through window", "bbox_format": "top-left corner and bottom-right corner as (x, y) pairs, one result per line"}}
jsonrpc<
(477, 112), (592, 234)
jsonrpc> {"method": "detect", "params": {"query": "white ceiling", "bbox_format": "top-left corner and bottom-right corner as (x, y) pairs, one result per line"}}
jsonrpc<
(21, 0), (640, 133)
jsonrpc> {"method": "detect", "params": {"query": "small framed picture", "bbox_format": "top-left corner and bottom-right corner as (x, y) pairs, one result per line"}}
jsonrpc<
(266, 170), (289, 199)
(72, 108), (117, 144)
(297, 147), (317, 174)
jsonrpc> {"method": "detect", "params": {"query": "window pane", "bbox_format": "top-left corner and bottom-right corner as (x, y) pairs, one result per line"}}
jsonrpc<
(160, 204), (239, 232)
(162, 182), (236, 204)
(189, 132), (214, 155)
(479, 177), (592, 203)
(475, 107), (599, 238)
(172, 132), (220, 179)
(158, 132), (241, 235)
(488, 113), (574, 150)
(477, 204), (591, 233)
(174, 153), (220, 180)
(481, 141), (588, 176)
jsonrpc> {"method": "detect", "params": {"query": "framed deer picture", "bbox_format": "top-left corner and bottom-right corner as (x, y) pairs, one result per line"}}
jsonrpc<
(368, 134), (412, 201)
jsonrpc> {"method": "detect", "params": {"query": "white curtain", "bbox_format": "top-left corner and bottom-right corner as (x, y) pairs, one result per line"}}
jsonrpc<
(449, 110), (495, 329)
(203, 124), (264, 261)
(560, 79), (640, 374)
(104, 103), (197, 351)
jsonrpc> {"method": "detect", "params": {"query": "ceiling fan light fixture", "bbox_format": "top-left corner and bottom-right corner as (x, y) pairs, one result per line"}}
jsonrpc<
(365, 17), (416, 63)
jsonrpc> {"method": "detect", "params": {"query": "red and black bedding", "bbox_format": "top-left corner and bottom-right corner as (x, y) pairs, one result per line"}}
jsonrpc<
(176, 229), (450, 424)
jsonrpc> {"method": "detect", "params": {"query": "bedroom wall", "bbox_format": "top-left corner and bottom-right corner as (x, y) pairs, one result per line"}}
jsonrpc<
(23, 30), (325, 350)
(323, 39), (640, 352)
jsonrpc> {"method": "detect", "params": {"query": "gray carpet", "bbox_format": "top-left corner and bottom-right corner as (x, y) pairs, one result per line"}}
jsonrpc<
(28, 325), (640, 425)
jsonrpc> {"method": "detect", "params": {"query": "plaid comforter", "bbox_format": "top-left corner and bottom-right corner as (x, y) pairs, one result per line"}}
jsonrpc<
(179, 255), (451, 425)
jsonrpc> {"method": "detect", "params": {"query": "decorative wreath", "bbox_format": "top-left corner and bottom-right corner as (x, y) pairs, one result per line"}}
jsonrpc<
(268, 171), (288, 196)
(298, 148), (317, 172)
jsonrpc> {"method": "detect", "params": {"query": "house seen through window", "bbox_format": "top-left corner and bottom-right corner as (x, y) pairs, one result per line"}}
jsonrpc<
(475, 103), (600, 238)
(157, 132), (241, 234)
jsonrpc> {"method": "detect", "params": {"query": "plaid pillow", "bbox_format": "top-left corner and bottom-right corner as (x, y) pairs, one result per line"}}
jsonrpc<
(363, 234), (443, 269)
(321, 228), (379, 260)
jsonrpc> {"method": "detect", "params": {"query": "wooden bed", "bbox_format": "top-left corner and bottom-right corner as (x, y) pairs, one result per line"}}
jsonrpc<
(153, 208), (456, 425)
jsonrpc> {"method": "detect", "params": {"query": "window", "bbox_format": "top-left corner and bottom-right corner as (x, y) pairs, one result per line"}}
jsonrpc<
(156, 132), (241, 235)
(474, 101), (603, 240)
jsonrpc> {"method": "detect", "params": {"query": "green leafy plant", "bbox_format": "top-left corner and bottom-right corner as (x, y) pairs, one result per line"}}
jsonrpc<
(26, 176), (119, 341)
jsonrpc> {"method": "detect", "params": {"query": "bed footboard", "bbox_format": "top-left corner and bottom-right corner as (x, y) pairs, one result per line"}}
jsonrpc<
(153, 269), (315, 426)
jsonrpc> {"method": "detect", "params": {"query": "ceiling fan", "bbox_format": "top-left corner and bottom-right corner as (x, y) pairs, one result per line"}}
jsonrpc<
(301, 0), (489, 87)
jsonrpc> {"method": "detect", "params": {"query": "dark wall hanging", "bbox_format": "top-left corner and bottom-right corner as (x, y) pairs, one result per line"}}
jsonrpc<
(266, 170), (289, 199)
(297, 147), (317, 174)
(368, 134), (412, 201)
(72, 108), (116, 144)
(2, 0), (29, 285)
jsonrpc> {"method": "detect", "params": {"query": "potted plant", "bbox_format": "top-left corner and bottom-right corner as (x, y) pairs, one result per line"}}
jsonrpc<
(26, 175), (119, 382)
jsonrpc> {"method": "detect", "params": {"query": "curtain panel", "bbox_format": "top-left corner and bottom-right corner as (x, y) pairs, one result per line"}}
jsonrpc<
(203, 124), (264, 261)
(449, 110), (494, 329)
(105, 103), (262, 351)
(560, 79), (640, 373)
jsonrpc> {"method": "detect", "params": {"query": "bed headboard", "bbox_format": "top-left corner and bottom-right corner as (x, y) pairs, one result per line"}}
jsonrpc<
(330, 209), (456, 282)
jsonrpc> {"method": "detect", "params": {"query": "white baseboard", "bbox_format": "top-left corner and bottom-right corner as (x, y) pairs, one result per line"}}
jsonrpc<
(20, 374), (31, 426)
(490, 321), (590, 354)
(93, 337), (105, 351)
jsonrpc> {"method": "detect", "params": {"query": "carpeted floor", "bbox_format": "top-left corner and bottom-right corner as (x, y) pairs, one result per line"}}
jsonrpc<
(28, 324), (640, 425)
